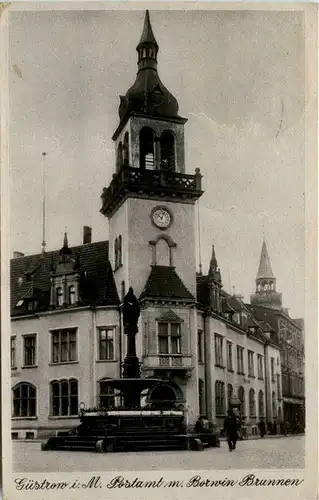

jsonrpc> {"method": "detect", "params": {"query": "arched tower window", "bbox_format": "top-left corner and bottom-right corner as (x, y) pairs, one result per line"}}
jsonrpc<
(156, 238), (170, 266)
(140, 127), (155, 169)
(114, 235), (122, 270)
(123, 132), (129, 165)
(116, 143), (123, 172)
(160, 131), (175, 171)
(118, 235), (122, 266)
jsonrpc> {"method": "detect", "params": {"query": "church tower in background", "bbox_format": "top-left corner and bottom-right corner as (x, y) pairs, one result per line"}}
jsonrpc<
(250, 239), (283, 310)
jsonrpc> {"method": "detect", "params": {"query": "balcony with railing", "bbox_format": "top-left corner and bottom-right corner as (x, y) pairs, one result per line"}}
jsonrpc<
(100, 166), (203, 217)
(142, 354), (194, 372)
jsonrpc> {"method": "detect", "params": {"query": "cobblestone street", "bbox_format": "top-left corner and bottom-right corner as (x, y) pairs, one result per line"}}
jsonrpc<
(13, 435), (304, 472)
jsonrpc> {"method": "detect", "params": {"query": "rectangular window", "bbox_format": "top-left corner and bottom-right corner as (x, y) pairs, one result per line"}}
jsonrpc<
(237, 346), (244, 374)
(227, 341), (233, 371)
(23, 335), (37, 367)
(158, 322), (181, 355)
(271, 357), (275, 382)
(51, 329), (77, 364)
(11, 337), (16, 369)
(197, 330), (203, 363)
(248, 350), (254, 377)
(98, 328), (115, 361)
(257, 354), (264, 379)
(214, 334), (224, 367)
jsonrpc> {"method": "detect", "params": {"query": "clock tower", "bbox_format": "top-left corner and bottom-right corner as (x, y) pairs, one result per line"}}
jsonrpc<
(100, 11), (203, 422)
(101, 10), (203, 300)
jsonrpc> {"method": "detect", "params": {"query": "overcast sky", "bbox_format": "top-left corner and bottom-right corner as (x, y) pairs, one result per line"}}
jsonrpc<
(9, 8), (305, 317)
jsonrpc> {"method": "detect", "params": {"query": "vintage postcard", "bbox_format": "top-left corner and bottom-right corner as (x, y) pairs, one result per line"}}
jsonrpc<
(1, 2), (317, 500)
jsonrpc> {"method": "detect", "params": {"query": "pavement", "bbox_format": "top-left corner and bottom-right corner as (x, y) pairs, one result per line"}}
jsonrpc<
(13, 435), (304, 472)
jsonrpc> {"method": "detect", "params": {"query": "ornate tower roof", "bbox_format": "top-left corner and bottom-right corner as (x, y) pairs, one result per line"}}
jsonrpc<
(118, 10), (179, 122)
(256, 239), (274, 280)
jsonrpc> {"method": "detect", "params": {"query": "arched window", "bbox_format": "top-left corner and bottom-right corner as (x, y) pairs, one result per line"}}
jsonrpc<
(156, 238), (170, 266)
(12, 383), (36, 417)
(116, 143), (123, 172)
(215, 381), (225, 416)
(160, 131), (175, 171)
(140, 127), (155, 169)
(68, 285), (75, 305)
(272, 391), (277, 418)
(238, 386), (245, 416)
(114, 237), (118, 269)
(99, 381), (115, 409)
(258, 390), (264, 418)
(118, 235), (122, 266)
(51, 379), (78, 417)
(249, 388), (256, 418)
(123, 132), (129, 165)
(227, 383), (233, 409)
(198, 379), (205, 416)
(56, 287), (63, 307)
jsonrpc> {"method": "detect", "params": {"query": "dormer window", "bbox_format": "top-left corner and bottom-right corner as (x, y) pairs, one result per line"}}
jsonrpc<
(56, 287), (63, 307)
(69, 285), (76, 305)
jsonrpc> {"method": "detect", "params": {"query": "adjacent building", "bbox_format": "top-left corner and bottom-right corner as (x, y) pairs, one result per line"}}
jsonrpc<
(250, 240), (305, 430)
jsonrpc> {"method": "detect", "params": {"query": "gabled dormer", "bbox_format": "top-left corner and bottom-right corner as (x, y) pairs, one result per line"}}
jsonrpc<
(49, 233), (81, 308)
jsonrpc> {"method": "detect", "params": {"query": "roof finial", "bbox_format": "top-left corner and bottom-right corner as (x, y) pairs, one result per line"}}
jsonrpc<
(138, 10), (158, 48)
(63, 231), (68, 248)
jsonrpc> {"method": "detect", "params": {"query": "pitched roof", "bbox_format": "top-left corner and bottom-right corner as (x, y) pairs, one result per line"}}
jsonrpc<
(257, 240), (274, 279)
(11, 241), (119, 316)
(140, 266), (194, 302)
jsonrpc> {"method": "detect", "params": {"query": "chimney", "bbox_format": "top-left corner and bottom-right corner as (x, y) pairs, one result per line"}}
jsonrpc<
(83, 226), (92, 245)
(13, 251), (25, 259)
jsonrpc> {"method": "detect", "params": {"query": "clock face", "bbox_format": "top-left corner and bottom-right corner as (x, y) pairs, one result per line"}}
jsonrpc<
(151, 207), (172, 229)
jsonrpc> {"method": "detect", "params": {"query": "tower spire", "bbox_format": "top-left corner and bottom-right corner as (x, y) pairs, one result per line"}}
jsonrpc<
(138, 10), (158, 47)
(208, 244), (218, 275)
(63, 232), (69, 249)
(256, 239), (274, 280)
(250, 238), (282, 310)
(208, 243), (222, 284)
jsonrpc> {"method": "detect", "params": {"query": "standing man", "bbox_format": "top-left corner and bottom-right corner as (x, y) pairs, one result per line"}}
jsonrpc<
(258, 418), (266, 438)
(224, 409), (239, 452)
